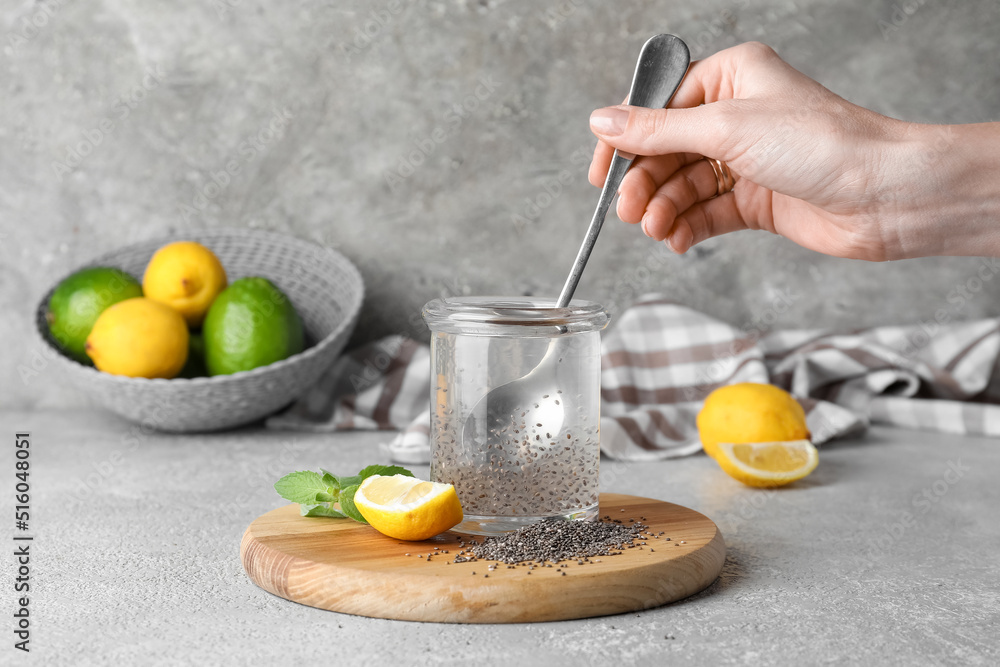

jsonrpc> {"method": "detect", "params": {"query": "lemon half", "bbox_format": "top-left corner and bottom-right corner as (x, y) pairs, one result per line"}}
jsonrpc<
(714, 439), (819, 487)
(354, 475), (463, 541)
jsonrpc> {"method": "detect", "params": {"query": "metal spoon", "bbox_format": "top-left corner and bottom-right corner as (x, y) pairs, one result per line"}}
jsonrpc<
(461, 35), (691, 453)
(558, 33), (691, 306)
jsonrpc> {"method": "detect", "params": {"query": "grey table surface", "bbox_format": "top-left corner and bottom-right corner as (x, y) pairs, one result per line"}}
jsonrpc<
(1, 409), (997, 666)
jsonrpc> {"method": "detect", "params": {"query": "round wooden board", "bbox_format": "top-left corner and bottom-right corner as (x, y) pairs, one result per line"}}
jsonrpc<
(241, 493), (725, 624)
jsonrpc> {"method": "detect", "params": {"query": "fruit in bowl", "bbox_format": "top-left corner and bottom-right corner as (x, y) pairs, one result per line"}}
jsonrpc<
(203, 277), (305, 376)
(143, 241), (228, 327)
(86, 297), (190, 378)
(36, 229), (362, 433)
(46, 241), (306, 380)
(45, 267), (143, 363)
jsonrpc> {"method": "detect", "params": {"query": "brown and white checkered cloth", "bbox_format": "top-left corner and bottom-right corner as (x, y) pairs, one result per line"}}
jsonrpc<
(267, 295), (1000, 462)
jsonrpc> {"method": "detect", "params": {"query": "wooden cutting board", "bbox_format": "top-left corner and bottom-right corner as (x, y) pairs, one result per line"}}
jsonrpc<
(241, 493), (725, 623)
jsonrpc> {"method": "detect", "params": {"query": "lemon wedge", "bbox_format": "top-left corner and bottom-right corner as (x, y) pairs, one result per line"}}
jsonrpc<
(713, 439), (819, 487)
(354, 475), (463, 541)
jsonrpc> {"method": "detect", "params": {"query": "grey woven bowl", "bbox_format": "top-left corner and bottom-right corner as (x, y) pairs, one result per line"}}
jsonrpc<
(34, 229), (363, 432)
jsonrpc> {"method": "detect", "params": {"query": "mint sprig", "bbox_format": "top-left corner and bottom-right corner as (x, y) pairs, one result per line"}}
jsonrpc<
(274, 464), (415, 522)
(273, 471), (329, 504)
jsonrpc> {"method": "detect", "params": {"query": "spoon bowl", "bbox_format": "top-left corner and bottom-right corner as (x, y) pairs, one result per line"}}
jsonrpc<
(460, 335), (570, 452)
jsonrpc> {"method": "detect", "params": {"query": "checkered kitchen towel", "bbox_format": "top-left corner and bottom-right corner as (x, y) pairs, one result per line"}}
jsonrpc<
(267, 295), (1000, 462)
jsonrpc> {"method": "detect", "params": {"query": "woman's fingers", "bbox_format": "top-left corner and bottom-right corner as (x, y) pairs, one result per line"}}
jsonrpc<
(589, 43), (792, 160)
(588, 139), (616, 187)
(591, 104), (731, 159)
(592, 145), (706, 226)
(640, 159), (725, 240)
(667, 192), (748, 253)
(588, 46), (733, 158)
(588, 48), (735, 188)
(616, 153), (702, 224)
(589, 43), (791, 201)
(663, 52), (729, 108)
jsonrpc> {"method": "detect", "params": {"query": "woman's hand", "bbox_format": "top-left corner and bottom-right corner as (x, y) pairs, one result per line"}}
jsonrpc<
(589, 42), (1000, 261)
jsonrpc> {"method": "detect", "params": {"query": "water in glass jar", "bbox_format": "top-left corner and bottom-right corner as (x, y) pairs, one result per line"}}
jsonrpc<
(429, 331), (601, 534)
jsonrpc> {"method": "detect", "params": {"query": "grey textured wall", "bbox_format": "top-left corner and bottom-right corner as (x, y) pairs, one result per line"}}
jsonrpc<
(3, 0), (1000, 409)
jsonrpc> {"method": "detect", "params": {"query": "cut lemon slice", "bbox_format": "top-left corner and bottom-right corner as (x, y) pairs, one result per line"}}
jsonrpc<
(354, 474), (463, 541)
(714, 439), (819, 487)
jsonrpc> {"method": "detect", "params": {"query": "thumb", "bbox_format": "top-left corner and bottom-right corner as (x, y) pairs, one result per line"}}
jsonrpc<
(589, 104), (728, 159)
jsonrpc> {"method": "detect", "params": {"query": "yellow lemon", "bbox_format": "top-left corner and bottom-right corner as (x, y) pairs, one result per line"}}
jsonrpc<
(713, 439), (819, 487)
(143, 241), (227, 326)
(697, 382), (810, 460)
(354, 475), (463, 541)
(85, 297), (189, 378)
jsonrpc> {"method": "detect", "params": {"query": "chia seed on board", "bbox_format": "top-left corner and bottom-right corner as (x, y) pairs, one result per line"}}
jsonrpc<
(450, 516), (662, 566)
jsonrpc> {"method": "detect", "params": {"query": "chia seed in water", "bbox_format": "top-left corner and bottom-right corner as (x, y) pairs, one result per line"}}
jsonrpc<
(429, 330), (601, 521)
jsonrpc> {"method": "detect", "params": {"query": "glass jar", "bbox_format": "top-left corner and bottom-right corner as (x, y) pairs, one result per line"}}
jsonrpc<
(422, 296), (609, 535)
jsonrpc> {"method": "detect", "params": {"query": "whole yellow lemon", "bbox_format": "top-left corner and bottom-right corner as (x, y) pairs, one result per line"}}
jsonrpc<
(85, 297), (189, 378)
(697, 383), (810, 460)
(143, 241), (227, 326)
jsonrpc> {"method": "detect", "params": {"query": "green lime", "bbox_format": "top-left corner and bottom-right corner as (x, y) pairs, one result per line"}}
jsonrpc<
(46, 267), (143, 363)
(177, 331), (208, 378)
(202, 277), (305, 376)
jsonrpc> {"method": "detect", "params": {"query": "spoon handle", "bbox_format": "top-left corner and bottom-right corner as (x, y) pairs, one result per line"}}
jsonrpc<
(556, 34), (691, 308)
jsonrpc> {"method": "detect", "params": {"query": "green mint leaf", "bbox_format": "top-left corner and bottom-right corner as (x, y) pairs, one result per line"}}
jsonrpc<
(358, 464), (414, 480)
(275, 471), (329, 504)
(276, 464), (416, 523)
(300, 503), (347, 518)
(338, 484), (367, 523)
(336, 474), (362, 488)
(320, 470), (341, 493)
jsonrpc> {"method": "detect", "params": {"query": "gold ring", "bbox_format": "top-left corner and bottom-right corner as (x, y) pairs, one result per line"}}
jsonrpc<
(706, 158), (736, 197)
